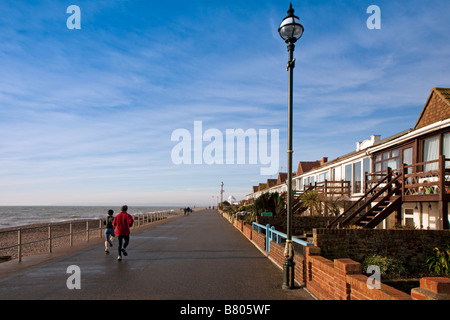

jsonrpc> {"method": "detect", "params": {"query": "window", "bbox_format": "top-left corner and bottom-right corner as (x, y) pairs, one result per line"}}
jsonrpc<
(318, 171), (329, 182)
(403, 148), (413, 166)
(345, 164), (352, 189)
(444, 133), (450, 169)
(423, 136), (439, 171)
(363, 158), (371, 174)
(404, 208), (415, 228)
(374, 149), (400, 172)
(353, 161), (362, 193)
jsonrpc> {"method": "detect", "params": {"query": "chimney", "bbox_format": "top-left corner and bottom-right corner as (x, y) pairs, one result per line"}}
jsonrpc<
(371, 135), (381, 144)
(321, 157), (328, 165)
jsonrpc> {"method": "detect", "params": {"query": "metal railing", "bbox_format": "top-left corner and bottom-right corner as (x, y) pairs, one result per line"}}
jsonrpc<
(252, 222), (314, 252)
(0, 211), (173, 262)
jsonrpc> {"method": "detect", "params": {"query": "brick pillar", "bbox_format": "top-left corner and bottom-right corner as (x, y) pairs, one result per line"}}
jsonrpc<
(305, 246), (321, 284)
(334, 258), (362, 300)
(411, 277), (450, 300)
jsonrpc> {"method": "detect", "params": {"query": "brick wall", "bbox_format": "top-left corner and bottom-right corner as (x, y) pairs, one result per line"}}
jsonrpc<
(411, 277), (450, 300)
(313, 228), (450, 273)
(269, 241), (285, 266)
(304, 246), (412, 300)
(242, 222), (252, 240)
(220, 212), (449, 300)
(234, 219), (243, 231)
(252, 229), (265, 252)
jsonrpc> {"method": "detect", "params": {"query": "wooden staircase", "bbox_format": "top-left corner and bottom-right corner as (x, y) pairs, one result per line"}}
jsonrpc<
(280, 191), (308, 216)
(327, 169), (403, 229)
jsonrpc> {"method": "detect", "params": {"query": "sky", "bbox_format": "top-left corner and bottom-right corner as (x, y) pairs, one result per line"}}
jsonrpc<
(0, 0), (449, 206)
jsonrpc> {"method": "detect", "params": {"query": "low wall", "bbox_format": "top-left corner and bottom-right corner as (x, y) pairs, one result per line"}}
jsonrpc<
(219, 211), (450, 300)
(313, 228), (450, 274)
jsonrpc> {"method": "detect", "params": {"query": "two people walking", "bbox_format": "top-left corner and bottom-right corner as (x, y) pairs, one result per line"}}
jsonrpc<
(104, 205), (134, 261)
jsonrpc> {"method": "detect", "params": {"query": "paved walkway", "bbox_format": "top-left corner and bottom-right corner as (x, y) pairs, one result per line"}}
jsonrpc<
(0, 209), (315, 300)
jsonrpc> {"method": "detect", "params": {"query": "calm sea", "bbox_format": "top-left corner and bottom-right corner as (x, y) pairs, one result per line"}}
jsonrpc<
(0, 206), (181, 229)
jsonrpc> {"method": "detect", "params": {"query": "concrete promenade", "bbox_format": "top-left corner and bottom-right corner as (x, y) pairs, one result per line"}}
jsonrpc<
(0, 209), (315, 300)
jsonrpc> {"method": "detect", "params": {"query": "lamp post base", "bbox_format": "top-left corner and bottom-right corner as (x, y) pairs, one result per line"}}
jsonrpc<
(282, 240), (295, 289)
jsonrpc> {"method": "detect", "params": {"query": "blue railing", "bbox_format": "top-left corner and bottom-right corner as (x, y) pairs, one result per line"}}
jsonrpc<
(252, 222), (314, 252)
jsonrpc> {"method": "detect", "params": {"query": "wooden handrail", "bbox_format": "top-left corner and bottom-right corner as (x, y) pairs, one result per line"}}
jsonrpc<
(341, 173), (402, 227)
(327, 168), (397, 228)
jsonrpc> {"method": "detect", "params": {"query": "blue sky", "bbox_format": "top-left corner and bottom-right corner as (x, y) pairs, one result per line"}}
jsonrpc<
(0, 0), (449, 206)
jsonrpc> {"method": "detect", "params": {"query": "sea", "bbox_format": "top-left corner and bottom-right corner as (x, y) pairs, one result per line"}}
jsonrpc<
(0, 206), (181, 229)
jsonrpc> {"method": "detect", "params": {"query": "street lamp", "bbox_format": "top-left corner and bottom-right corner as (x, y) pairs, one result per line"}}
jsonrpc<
(278, 2), (304, 289)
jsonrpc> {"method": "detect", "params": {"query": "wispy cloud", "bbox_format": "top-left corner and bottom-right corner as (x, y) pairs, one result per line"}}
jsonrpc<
(0, 1), (449, 205)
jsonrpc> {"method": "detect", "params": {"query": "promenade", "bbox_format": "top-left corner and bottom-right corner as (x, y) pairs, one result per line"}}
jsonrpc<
(0, 209), (315, 300)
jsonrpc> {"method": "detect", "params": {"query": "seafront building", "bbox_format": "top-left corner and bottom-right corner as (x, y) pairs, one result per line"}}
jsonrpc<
(246, 87), (450, 230)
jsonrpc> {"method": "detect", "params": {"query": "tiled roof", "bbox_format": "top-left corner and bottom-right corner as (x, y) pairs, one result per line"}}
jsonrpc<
(297, 161), (321, 175)
(277, 172), (288, 184)
(414, 87), (450, 129)
(435, 87), (450, 102)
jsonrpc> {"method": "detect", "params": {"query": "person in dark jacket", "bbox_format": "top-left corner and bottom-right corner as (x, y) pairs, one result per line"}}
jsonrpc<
(113, 205), (134, 261)
(104, 209), (115, 254)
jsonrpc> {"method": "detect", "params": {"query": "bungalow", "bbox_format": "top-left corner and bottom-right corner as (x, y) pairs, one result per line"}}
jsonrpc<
(246, 87), (450, 230)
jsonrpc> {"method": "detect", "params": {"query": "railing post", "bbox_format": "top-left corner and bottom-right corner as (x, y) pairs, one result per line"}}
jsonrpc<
(70, 223), (73, 247)
(402, 163), (406, 200)
(18, 228), (22, 262)
(99, 219), (102, 238)
(439, 155), (445, 197)
(439, 155), (449, 230)
(86, 221), (89, 241)
(387, 167), (392, 194)
(364, 172), (368, 193)
(266, 224), (270, 252)
(48, 224), (52, 253)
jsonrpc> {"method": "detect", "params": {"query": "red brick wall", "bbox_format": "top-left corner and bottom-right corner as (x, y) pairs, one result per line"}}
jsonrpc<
(293, 249), (306, 285)
(306, 249), (336, 300)
(252, 230), (265, 252)
(269, 241), (284, 266)
(234, 219), (243, 231)
(304, 247), (412, 300)
(221, 213), (449, 300)
(242, 222), (252, 240)
(411, 277), (450, 300)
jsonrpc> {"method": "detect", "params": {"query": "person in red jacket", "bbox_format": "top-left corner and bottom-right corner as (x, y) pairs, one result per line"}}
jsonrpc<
(113, 205), (134, 261)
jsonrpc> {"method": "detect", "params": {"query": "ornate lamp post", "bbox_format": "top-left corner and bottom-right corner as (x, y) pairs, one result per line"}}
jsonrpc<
(278, 2), (304, 289)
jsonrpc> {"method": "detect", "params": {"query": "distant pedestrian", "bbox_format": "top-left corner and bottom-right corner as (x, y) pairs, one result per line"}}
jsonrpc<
(104, 209), (115, 254)
(113, 205), (134, 261)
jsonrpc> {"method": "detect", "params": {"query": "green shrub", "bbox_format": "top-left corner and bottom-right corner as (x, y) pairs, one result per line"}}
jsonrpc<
(424, 245), (450, 275)
(252, 192), (284, 216)
(362, 254), (406, 279)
